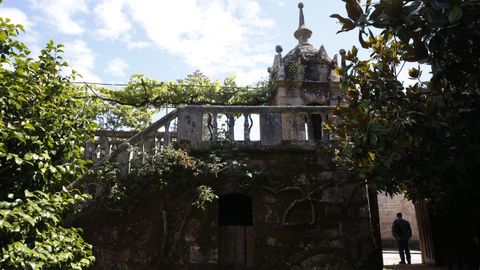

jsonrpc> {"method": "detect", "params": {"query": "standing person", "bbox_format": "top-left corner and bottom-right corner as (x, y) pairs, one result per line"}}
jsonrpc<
(392, 212), (412, 264)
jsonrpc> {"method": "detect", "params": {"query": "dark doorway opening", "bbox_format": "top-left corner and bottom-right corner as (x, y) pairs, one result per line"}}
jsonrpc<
(219, 193), (253, 226)
(218, 193), (254, 269)
(310, 113), (323, 141)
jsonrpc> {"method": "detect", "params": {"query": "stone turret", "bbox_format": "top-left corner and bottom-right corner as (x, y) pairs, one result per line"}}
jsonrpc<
(268, 2), (343, 107)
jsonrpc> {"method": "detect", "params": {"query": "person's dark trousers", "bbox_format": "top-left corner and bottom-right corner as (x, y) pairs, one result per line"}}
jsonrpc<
(397, 239), (411, 264)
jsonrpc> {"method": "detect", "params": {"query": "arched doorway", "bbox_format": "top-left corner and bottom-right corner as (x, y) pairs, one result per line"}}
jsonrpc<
(218, 193), (254, 269)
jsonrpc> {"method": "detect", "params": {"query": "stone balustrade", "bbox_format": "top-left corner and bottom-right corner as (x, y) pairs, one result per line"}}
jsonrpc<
(176, 105), (336, 147)
(84, 105), (336, 175)
(84, 109), (179, 165)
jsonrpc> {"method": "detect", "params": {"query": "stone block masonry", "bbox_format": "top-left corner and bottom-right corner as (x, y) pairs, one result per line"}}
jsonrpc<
(378, 193), (420, 249)
(75, 147), (380, 269)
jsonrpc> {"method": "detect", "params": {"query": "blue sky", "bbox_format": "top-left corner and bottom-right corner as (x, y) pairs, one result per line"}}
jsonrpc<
(0, 0), (401, 85)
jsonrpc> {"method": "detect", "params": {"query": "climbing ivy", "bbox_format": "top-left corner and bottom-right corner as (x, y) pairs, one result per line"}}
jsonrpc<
(91, 148), (224, 209)
(90, 147), (262, 212)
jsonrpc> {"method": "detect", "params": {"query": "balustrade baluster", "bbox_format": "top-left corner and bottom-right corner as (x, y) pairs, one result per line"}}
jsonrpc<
(153, 132), (159, 155)
(96, 136), (104, 160)
(93, 142), (100, 163)
(111, 137), (118, 155)
(140, 138), (146, 165)
(103, 136), (111, 157)
(140, 136), (154, 164)
(206, 113), (213, 141)
(227, 114), (235, 141)
(116, 149), (131, 178)
(243, 113), (251, 141)
(163, 121), (170, 147)
(211, 113), (218, 141)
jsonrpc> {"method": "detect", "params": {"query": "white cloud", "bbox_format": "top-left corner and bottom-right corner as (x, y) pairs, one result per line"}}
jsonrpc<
(93, 0), (151, 49)
(93, 0), (275, 83)
(28, 0), (87, 35)
(63, 39), (100, 82)
(0, 7), (30, 29)
(234, 67), (269, 86)
(104, 58), (129, 77)
(123, 37), (150, 49)
(94, 0), (131, 39)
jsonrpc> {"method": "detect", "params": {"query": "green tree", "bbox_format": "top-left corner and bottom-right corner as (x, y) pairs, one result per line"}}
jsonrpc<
(0, 17), (95, 269)
(332, 0), (480, 266)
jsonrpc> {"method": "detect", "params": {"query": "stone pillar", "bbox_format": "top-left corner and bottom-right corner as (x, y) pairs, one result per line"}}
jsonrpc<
(177, 107), (203, 145)
(260, 113), (282, 146)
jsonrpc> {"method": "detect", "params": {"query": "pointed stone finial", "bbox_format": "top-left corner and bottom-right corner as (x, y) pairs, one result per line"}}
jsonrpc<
(332, 54), (339, 68)
(269, 45), (285, 81)
(275, 45), (283, 54)
(339, 49), (346, 67)
(318, 45), (330, 61)
(298, 2), (305, 28)
(294, 2), (312, 44)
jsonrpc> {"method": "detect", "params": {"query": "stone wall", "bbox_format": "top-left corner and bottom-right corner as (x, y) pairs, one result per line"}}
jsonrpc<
(377, 194), (419, 249)
(76, 147), (380, 269)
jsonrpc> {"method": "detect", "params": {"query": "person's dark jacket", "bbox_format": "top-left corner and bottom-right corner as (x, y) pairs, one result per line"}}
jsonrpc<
(392, 218), (412, 241)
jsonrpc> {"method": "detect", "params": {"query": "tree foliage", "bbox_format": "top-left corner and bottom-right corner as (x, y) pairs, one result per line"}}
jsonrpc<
(332, 0), (480, 203)
(331, 0), (480, 264)
(0, 17), (95, 269)
(91, 147), (243, 211)
(82, 71), (272, 131)
(0, 190), (94, 269)
(1, 9), (270, 267)
(0, 20), (96, 196)
(96, 71), (271, 107)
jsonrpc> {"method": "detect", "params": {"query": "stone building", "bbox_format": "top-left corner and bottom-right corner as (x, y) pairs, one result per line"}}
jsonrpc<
(377, 194), (420, 249)
(77, 3), (383, 269)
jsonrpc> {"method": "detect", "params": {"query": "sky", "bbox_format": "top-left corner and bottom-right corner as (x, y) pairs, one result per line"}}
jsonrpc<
(0, 0), (420, 86)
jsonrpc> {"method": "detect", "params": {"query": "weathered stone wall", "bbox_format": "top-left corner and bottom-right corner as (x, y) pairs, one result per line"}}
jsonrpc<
(76, 147), (380, 269)
(377, 194), (419, 249)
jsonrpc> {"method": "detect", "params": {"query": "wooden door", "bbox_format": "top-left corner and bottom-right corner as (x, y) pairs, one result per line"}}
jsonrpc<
(415, 199), (436, 264)
(218, 194), (254, 269)
(218, 226), (254, 269)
